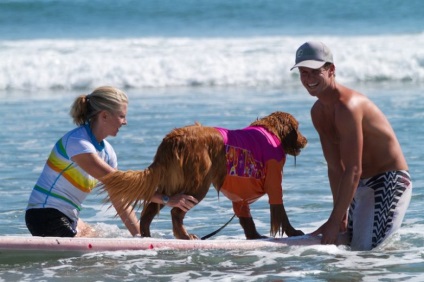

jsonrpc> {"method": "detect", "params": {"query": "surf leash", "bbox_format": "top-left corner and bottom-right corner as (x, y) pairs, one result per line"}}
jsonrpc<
(201, 213), (236, 240)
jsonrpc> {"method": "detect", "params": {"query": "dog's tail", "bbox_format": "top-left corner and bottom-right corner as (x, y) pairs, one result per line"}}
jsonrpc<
(100, 163), (163, 211)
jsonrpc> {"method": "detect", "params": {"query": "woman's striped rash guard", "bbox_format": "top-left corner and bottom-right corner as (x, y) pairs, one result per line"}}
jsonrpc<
(26, 124), (117, 224)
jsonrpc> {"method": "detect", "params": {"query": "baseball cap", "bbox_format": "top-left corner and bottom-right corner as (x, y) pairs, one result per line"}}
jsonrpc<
(290, 41), (333, 70)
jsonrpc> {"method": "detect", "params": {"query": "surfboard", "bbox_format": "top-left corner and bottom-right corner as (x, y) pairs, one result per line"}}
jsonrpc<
(0, 235), (321, 253)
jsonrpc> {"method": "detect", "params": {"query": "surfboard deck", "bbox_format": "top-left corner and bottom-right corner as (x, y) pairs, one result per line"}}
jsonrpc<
(0, 235), (321, 253)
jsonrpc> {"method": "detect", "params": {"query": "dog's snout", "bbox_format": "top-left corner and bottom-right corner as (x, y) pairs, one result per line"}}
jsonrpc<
(298, 133), (307, 148)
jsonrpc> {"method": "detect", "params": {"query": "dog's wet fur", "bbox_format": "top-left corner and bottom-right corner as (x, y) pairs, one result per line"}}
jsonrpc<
(101, 111), (307, 240)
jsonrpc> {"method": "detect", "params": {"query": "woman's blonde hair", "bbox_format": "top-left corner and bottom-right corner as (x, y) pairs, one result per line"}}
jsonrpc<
(70, 86), (128, 126)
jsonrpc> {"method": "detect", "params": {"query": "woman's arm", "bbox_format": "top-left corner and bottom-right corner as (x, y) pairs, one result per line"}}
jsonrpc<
(72, 153), (141, 236)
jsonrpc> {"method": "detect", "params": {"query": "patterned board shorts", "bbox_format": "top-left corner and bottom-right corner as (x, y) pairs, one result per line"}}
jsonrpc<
(347, 170), (412, 250)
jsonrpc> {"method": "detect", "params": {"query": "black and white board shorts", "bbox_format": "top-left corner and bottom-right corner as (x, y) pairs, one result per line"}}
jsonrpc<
(347, 170), (412, 251)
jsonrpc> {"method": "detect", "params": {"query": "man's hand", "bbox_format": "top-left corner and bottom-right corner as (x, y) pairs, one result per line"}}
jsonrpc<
(311, 219), (340, 245)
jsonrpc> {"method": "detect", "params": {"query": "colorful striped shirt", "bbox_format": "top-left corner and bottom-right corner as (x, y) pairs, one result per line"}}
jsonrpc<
(26, 124), (117, 223)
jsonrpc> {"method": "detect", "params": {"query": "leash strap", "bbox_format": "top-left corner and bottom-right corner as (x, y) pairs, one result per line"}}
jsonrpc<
(201, 213), (236, 240)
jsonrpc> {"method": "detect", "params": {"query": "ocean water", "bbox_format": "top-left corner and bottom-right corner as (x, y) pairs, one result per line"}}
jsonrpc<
(0, 0), (424, 281)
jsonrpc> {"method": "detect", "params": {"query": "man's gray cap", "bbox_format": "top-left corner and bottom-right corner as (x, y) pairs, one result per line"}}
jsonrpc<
(290, 41), (333, 70)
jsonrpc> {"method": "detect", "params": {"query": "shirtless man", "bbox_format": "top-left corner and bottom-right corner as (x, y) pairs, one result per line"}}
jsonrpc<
(290, 41), (412, 250)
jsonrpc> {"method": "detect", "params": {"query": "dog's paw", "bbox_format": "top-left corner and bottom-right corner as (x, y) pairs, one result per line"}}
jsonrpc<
(188, 234), (200, 240)
(286, 229), (305, 237)
(246, 234), (268, 240)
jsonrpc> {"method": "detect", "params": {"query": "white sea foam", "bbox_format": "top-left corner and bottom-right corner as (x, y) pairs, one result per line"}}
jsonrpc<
(1, 33), (423, 91)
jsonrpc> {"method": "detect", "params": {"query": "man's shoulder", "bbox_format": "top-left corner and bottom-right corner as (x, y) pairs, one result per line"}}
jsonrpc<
(310, 100), (327, 122)
(311, 100), (323, 113)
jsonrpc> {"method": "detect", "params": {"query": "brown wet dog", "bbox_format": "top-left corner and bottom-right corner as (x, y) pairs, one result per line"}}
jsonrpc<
(101, 111), (307, 240)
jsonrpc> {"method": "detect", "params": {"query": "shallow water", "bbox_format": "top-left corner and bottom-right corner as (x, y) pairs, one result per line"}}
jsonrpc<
(0, 85), (423, 281)
(1, 0), (424, 280)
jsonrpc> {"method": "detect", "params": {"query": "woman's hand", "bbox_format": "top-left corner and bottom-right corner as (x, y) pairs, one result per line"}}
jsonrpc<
(166, 194), (198, 212)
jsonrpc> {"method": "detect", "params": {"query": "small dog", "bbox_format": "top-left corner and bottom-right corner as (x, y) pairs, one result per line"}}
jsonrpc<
(101, 112), (307, 240)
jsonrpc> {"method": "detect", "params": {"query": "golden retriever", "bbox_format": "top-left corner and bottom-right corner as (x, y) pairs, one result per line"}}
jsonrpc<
(101, 111), (307, 240)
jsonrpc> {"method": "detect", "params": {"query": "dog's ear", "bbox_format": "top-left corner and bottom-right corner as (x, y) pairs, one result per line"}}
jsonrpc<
(281, 125), (299, 157)
(274, 112), (301, 156)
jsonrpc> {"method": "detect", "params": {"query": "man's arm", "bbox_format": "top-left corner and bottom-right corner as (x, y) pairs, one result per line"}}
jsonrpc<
(311, 100), (363, 244)
(311, 105), (343, 203)
(329, 103), (363, 227)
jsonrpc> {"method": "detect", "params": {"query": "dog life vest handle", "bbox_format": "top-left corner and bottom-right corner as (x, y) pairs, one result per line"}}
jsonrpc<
(201, 213), (236, 240)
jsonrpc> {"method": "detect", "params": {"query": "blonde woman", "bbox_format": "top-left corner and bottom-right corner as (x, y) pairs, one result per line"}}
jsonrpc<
(25, 86), (197, 237)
